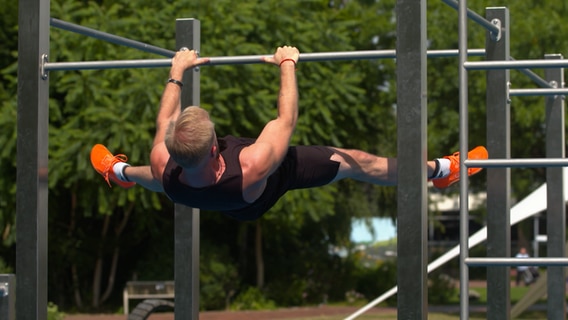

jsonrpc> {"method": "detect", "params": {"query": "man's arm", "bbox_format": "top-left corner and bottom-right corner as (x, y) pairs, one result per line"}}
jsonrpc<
(241, 46), (300, 180)
(153, 49), (209, 147)
(150, 49), (209, 181)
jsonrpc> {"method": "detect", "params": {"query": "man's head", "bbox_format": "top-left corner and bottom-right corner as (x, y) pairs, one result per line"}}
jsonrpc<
(165, 106), (216, 169)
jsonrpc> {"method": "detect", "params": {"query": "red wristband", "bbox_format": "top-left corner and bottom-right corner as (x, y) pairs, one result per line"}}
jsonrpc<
(279, 58), (297, 67)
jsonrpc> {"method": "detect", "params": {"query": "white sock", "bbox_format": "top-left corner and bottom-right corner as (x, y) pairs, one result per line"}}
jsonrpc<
(435, 158), (451, 178)
(113, 162), (131, 182)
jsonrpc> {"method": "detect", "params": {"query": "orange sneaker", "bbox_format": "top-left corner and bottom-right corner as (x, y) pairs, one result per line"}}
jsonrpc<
(90, 144), (136, 188)
(432, 146), (488, 189)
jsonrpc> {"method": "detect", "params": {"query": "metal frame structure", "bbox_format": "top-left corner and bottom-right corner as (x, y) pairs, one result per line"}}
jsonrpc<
(395, 0), (428, 317)
(0, 274), (16, 320)
(17, 0), (436, 318)
(348, 2), (567, 320)
(172, 19), (202, 320)
(17, 0), (50, 319)
(457, 4), (567, 320)
(16, 1), (567, 320)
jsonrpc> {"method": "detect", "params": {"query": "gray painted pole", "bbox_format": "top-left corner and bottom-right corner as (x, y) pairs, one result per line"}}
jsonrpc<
(16, 0), (50, 320)
(544, 53), (566, 320)
(457, 0), (470, 317)
(485, 7), (511, 320)
(466, 158), (568, 168)
(50, 18), (176, 57)
(441, 0), (500, 35)
(396, 0), (428, 318)
(466, 258), (568, 266)
(466, 59), (568, 70)
(0, 275), (16, 320)
(17, 0), (50, 319)
(174, 19), (201, 320)
(509, 88), (568, 96)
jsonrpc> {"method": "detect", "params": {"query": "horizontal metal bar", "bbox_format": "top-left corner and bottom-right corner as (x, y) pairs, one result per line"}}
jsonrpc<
(466, 257), (568, 267)
(207, 49), (485, 65)
(43, 49), (486, 72)
(465, 59), (568, 70)
(465, 158), (568, 168)
(430, 49), (485, 57)
(440, 0), (500, 35)
(509, 88), (568, 97)
(50, 18), (176, 57)
(510, 57), (552, 88)
(210, 51), (397, 65)
(44, 59), (171, 71)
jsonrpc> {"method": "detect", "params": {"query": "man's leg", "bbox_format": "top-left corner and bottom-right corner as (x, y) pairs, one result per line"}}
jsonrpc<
(327, 146), (488, 188)
(327, 147), (437, 186)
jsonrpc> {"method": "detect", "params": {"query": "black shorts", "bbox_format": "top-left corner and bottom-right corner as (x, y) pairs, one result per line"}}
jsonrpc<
(223, 145), (340, 221)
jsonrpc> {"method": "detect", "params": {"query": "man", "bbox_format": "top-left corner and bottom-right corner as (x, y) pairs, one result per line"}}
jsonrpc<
(91, 46), (488, 221)
(515, 247), (538, 286)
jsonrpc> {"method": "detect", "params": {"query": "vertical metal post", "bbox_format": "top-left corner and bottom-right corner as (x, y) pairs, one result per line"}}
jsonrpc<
(457, 0), (470, 317)
(0, 275), (16, 320)
(17, 0), (50, 318)
(544, 53), (566, 320)
(396, 0), (428, 318)
(174, 19), (201, 320)
(533, 215), (539, 257)
(485, 7), (511, 320)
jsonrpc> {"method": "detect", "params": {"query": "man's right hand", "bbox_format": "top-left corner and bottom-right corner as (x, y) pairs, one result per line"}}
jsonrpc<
(171, 48), (210, 71)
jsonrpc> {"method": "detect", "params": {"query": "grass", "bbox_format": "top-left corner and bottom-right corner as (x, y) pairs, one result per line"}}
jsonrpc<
(278, 312), (549, 320)
(276, 309), (549, 320)
(275, 284), (553, 320)
(443, 285), (538, 305)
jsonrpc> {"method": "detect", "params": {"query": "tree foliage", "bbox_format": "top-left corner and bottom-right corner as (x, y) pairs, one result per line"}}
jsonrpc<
(2, 0), (568, 312)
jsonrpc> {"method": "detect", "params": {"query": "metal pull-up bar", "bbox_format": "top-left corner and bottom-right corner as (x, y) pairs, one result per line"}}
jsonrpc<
(509, 88), (568, 97)
(49, 17), (556, 91)
(466, 158), (568, 168)
(466, 257), (568, 267)
(41, 49), (486, 75)
(466, 59), (568, 70)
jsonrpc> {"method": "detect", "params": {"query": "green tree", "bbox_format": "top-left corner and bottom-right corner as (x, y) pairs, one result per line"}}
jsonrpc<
(0, 0), (18, 272)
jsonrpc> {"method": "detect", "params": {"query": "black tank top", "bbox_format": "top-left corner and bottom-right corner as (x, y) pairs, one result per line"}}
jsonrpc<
(162, 136), (253, 212)
(162, 135), (339, 221)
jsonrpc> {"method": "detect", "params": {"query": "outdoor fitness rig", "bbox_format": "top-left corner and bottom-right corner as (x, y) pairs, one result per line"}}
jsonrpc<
(12, 0), (568, 320)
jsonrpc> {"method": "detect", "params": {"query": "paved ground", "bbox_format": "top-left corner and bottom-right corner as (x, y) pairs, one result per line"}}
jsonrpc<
(64, 306), (396, 320)
(64, 281), (493, 320)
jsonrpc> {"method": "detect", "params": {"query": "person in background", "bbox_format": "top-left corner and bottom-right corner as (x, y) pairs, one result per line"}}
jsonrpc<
(515, 247), (539, 286)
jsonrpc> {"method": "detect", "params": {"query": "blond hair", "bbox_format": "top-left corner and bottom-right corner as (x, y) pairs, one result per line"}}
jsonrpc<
(165, 106), (215, 168)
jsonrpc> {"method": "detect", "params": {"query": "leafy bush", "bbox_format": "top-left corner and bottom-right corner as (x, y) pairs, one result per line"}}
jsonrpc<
(266, 278), (308, 306)
(0, 258), (13, 273)
(354, 259), (398, 306)
(344, 289), (366, 305)
(230, 287), (276, 311)
(48, 302), (65, 320)
(428, 272), (458, 304)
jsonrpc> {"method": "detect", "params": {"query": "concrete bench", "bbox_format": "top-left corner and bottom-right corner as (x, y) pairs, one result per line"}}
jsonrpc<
(123, 281), (174, 315)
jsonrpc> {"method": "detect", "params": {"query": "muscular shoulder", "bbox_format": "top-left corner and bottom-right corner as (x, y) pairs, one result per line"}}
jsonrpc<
(239, 142), (274, 180)
(150, 142), (171, 182)
(238, 143), (272, 203)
